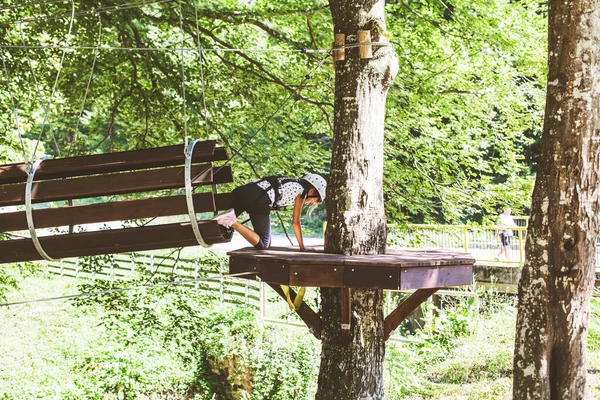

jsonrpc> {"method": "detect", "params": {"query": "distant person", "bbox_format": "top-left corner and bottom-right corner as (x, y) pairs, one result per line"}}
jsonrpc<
(213, 174), (326, 251)
(496, 207), (517, 260)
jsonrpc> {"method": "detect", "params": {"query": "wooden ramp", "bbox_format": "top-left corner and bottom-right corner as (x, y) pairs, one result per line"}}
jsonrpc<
(228, 246), (475, 340)
(0, 140), (234, 264)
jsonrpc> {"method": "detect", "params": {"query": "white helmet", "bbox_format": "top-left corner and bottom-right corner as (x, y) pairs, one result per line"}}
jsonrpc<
(300, 173), (327, 201)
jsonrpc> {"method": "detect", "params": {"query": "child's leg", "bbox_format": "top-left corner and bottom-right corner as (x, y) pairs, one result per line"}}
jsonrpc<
(230, 221), (261, 247)
(248, 212), (271, 249)
(225, 183), (272, 249)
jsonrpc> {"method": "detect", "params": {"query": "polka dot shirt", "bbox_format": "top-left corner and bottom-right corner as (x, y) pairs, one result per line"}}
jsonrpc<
(255, 178), (305, 208)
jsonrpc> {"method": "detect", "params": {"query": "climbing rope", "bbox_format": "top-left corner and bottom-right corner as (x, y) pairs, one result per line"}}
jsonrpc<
(24, 157), (58, 262)
(184, 139), (211, 248)
(280, 285), (307, 311)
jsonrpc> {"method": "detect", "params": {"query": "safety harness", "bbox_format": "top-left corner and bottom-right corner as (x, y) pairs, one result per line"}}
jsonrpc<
(258, 176), (307, 210)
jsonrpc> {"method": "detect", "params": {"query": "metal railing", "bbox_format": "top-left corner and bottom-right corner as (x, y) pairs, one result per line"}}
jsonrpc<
(324, 219), (600, 267)
(388, 224), (600, 268)
(388, 224), (528, 265)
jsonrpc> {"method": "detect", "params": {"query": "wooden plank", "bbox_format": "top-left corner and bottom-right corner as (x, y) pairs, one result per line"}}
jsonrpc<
(344, 265), (399, 289)
(228, 247), (344, 265)
(0, 221), (230, 264)
(257, 260), (289, 285)
(289, 264), (344, 288)
(0, 193), (234, 233)
(229, 257), (261, 280)
(267, 283), (321, 340)
(229, 258), (289, 284)
(400, 265), (473, 290)
(226, 247), (475, 268)
(384, 288), (439, 340)
(345, 249), (475, 267)
(0, 164), (233, 207)
(0, 141), (228, 184)
(340, 288), (352, 336)
(226, 248), (475, 290)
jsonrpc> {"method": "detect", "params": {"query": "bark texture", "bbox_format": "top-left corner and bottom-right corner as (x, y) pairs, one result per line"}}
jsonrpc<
(513, 1), (600, 399)
(318, 1), (398, 399)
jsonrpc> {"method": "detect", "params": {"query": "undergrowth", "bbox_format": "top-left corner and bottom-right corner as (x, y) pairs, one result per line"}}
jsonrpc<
(1, 263), (600, 399)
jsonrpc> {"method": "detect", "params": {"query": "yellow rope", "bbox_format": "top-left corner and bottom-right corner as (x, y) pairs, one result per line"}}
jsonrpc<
(280, 285), (306, 311)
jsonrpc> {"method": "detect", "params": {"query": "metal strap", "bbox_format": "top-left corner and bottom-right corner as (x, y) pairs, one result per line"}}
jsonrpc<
(184, 139), (211, 248)
(25, 157), (58, 261)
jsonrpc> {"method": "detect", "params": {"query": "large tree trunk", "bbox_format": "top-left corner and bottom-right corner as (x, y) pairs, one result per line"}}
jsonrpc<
(513, 1), (600, 398)
(318, 1), (397, 399)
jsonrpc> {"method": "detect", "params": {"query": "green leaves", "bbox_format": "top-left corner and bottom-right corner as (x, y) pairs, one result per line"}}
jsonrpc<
(384, 0), (546, 223)
(0, 0), (545, 223)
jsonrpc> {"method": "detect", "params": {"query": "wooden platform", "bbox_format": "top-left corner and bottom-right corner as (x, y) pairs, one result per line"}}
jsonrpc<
(229, 247), (475, 340)
(228, 247), (475, 290)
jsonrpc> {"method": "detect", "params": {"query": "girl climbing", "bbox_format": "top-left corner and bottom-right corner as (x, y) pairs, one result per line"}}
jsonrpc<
(213, 173), (327, 251)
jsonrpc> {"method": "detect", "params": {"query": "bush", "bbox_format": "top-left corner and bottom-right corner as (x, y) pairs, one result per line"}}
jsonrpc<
(72, 252), (319, 400)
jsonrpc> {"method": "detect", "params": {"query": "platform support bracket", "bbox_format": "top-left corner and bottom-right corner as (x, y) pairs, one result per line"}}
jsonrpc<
(340, 288), (352, 336)
(384, 288), (439, 341)
(267, 283), (322, 340)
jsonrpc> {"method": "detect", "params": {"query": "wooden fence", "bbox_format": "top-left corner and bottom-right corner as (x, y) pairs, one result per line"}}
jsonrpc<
(43, 252), (419, 343)
(45, 252), (262, 307)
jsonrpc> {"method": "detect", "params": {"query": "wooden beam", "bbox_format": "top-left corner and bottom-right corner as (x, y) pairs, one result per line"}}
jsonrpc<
(340, 288), (352, 336)
(0, 141), (228, 184)
(400, 265), (473, 290)
(0, 164), (233, 207)
(0, 220), (231, 264)
(0, 193), (234, 233)
(267, 283), (322, 340)
(384, 288), (439, 340)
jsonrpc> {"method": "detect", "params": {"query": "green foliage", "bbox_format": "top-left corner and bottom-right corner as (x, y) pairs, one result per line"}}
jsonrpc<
(0, 265), (19, 303)
(384, 0), (546, 224)
(5, 271), (600, 399)
(417, 296), (477, 348)
(588, 297), (600, 353)
(0, 260), (38, 303)
(70, 249), (318, 400)
(385, 343), (432, 398)
(0, 0), (547, 225)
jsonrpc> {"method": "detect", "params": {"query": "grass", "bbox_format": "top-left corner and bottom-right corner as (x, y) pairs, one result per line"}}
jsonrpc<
(415, 305), (515, 399)
(2, 270), (600, 399)
(0, 272), (197, 399)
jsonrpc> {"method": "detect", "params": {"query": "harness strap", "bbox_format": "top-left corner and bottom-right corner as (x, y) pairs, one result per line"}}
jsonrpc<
(258, 176), (300, 210)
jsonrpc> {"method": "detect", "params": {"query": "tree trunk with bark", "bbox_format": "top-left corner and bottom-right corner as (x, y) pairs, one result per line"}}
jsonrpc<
(317, 1), (398, 399)
(513, 1), (600, 399)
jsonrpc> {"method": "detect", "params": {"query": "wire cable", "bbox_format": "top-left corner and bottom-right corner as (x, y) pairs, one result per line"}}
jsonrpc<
(0, 0), (175, 25)
(0, 271), (258, 308)
(0, 0), (66, 12)
(178, 0), (187, 140)
(216, 51), (331, 171)
(67, 13), (102, 157)
(0, 48), (30, 163)
(23, 0), (75, 161)
(0, 43), (334, 53)
(194, 3), (209, 139)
